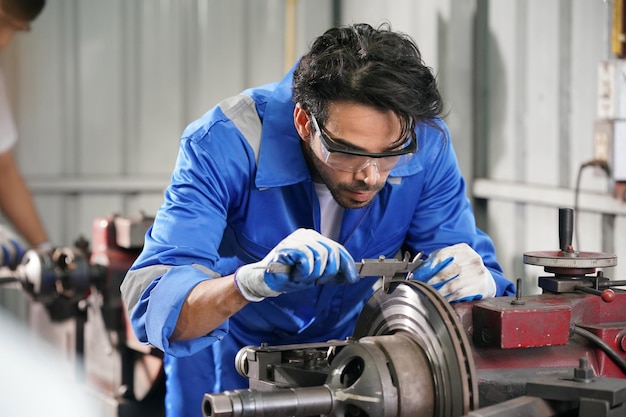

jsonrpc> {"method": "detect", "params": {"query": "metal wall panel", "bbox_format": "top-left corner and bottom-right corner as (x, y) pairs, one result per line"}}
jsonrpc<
(477, 0), (623, 294)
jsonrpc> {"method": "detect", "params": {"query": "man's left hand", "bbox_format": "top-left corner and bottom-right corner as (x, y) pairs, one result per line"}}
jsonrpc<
(411, 243), (496, 302)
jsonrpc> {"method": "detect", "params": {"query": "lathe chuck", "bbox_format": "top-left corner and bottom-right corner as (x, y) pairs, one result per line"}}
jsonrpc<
(353, 280), (478, 417)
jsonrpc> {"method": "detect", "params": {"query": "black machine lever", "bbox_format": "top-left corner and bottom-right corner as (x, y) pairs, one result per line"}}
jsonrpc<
(559, 207), (574, 253)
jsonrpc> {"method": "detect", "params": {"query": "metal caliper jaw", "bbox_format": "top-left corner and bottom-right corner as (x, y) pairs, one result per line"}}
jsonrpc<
(266, 252), (425, 291)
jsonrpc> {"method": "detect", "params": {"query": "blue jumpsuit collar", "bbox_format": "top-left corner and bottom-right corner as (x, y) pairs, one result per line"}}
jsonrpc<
(255, 67), (310, 189)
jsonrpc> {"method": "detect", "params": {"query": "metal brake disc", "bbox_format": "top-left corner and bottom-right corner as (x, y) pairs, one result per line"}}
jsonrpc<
(352, 280), (478, 417)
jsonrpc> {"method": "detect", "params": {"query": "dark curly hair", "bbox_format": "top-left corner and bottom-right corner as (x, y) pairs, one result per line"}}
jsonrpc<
(1, 0), (45, 21)
(293, 22), (444, 140)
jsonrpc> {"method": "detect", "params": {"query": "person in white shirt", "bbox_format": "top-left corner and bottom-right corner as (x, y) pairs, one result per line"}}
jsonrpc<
(0, 0), (49, 267)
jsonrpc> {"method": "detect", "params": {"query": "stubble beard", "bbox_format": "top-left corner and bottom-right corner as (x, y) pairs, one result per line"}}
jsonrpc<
(309, 152), (385, 210)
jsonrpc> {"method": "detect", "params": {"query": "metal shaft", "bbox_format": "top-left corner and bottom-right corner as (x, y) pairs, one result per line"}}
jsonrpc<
(203, 386), (333, 417)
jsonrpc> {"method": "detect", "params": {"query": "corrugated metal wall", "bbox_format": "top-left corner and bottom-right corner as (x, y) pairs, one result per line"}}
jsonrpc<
(1, 0), (624, 299)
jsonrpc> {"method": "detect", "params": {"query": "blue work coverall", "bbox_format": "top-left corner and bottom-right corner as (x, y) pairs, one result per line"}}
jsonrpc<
(121, 68), (516, 417)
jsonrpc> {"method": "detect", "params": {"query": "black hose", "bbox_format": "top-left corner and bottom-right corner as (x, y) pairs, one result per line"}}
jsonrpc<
(573, 324), (626, 375)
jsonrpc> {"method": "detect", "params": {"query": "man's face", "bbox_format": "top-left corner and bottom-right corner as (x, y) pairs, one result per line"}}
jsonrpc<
(0, 5), (31, 49)
(296, 101), (411, 210)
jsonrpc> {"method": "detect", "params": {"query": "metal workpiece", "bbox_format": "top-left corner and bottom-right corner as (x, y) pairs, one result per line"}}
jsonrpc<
(1, 239), (109, 310)
(18, 246), (94, 306)
(354, 280), (478, 416)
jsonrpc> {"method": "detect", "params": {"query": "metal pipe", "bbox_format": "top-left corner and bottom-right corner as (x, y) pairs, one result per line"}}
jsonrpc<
(25, 177), (169, 194)
(472, 179), (626, 216)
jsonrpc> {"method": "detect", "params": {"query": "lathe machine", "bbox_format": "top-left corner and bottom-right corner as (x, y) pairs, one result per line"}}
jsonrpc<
(1, 207), (625, 417)
(203, 208), (626, 417)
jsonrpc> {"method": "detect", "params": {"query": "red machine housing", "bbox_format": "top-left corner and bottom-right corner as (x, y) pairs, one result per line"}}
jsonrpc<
(84, 215), (165, 417)
(451, 283), (626, 410)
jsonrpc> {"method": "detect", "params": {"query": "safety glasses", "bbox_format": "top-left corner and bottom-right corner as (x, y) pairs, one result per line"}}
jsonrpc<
(309, 113), (416, 173)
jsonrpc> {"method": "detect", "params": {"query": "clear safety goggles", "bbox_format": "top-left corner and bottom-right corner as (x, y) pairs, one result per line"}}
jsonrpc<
(309, 113), (416, 173)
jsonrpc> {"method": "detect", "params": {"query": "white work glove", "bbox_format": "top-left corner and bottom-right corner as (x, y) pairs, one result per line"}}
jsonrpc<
(0, 226), (26, 270)
(411, 243), (496, 302)
(234, 228), (359, 302)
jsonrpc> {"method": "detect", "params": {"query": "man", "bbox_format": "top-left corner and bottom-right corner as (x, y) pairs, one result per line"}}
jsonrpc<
(0, 0), (48, 266)
(121, 23), (515, 417)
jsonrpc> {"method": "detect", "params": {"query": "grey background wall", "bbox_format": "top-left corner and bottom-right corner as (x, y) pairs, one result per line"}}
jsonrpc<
(1, 0), (624, 300)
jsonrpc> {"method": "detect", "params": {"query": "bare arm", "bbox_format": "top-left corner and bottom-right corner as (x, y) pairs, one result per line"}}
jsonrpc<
(169, 274), (249, 342)
(0, 150), (48, 247)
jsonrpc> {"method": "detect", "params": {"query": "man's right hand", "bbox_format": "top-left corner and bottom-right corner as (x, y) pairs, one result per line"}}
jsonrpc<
(234, 228), (359, 302)
(0, 226), (26, 269)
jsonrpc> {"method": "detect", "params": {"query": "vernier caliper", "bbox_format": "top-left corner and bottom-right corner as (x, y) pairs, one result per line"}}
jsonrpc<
(266, 252), (425, 291)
